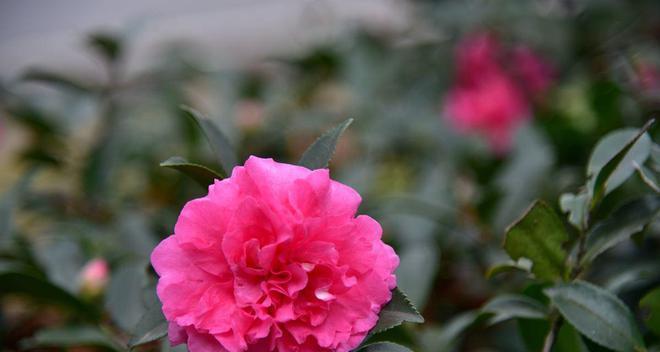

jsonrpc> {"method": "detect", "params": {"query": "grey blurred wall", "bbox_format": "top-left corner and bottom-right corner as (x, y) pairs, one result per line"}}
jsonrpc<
(0, 0), (408, 79)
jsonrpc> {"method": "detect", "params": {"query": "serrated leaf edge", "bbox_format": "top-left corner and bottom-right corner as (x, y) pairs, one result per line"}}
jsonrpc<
(299, 118), (354, 169)
(370, 287), (424, 336)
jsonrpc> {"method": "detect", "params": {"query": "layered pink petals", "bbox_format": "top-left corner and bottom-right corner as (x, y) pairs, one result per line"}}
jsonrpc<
(151, 156), (399, 352)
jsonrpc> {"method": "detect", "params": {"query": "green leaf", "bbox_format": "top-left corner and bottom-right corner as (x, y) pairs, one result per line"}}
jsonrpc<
(581, 195), (660, 266)
(503, 201), (569, 281)
(588, 120), (654, 208)
(485, 258), (533, 279)
(640, 286), (660, 336)
(181, 105), (237, 176)
(358, 342), (413, 352)
(33, 237), (85, 293)
(634, 162), (660, 193)
(554, 322), (589, 352)
(651, 143), (660, 172)
(480, 294), (548, 325)
(129, 299), (168, 348)
(544, 281), (645, 352)
(105, 262), (148, 331)
(0, 168), (38, 243)
(395, 241), (438, 310)
(518, 318), (550, 352)
(160, 156), (223, 186)
(604, 261), (660, 294)
(0, 272), (99, 321)
(299, 118), (353, 169)
(559, 191), (590, 231)
(370, 287), (424, 335)
(418, 312), (480, 352)
(22, 68), (95, 93)
(20, 325), (120, 351)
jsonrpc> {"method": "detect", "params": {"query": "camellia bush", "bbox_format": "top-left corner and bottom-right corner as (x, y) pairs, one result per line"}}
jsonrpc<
(1, 1), (660, 351)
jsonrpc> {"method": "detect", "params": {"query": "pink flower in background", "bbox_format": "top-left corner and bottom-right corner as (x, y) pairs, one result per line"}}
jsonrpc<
(79, 258), (109, 295)
(636, 62), (660, 92)
(454, 32), (502, 85)
(443, 32), (555, 154)
(444, 71), (530, 153)
(151, 156), (399, 352)
(511, 46), (556, 96)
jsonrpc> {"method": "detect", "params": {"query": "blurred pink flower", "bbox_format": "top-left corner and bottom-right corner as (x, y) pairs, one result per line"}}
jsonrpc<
(151, 156), (399, 352)
(443, 32), (555, 154)
(637, 62), (660, 92)
(454, 32), (502, 85)
(79, 258), (109, 295)
(444, 71), (530, 153)
(511, 46), (556, 96)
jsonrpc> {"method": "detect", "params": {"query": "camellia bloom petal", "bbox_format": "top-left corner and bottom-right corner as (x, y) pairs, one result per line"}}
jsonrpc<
(151, 156), (399, 352)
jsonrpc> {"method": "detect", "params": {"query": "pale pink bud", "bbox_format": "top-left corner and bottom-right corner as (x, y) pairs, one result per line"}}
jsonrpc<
(79, 258), (109, 295)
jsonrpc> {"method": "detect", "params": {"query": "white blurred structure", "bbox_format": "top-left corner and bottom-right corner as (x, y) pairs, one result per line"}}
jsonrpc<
(0, 0), (408, 79)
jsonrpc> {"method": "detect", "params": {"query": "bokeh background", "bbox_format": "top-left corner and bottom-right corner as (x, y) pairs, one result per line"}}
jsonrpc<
(1, 0), (659, 351)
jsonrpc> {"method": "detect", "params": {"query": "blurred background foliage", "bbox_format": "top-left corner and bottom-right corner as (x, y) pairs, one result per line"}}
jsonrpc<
(1, 0), (660, 351)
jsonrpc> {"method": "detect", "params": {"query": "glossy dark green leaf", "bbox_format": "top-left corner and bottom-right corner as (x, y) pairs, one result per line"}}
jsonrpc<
(0, 272), (99, 320)
(129, 299), (168, 348)
(358, 342), (413, 352)
(634, 162), (660, 193)
(545, 281), (645, 352)
(503, 201), (569, 281)
(559, 191), (590, 231)
(181, 105), (237, 176)
(20, 326), (120, 351)
(480, 294), (548, 325)
(553, 322), (589, 352)
(581, 195), (660, 265)
(299, 118), (353, 169)
(485, 258), (533, 279)
(640, 286), (660, 336)
(22, 68), (95, 93)
(604, 262), (660, 294)
(370, 288), (424, 335)
(588, 120), (654, 208)
(160, 156), (223, 186)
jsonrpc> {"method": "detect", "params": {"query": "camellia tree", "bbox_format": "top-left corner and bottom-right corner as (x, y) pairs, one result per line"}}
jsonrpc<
(420, 119), (660, 352)
(129, 109), (659, 352)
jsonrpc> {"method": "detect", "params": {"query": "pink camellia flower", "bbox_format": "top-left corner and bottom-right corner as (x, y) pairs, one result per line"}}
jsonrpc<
(636, 62), (660, 93)
(443, 32), (554, 154)
(444, 69), (530, 154)
(511, 46), (556, 96)
(78, 258), (109, 295)
(151, 156), (399, 352)
(454, 32), (502, 85)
